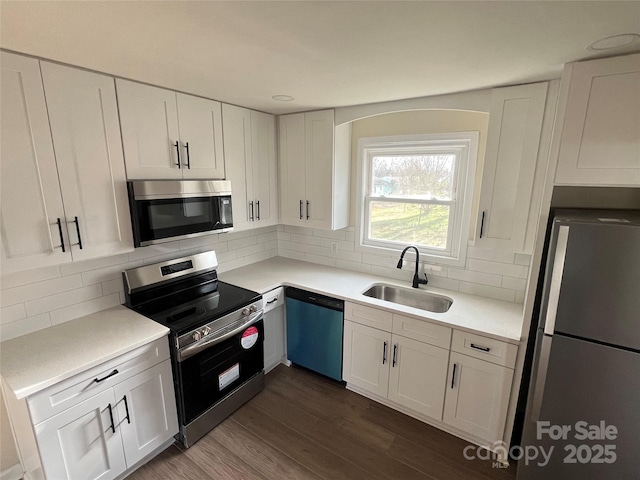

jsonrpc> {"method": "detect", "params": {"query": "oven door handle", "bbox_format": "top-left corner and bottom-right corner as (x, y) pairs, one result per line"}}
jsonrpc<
(177, 310), (263, 362)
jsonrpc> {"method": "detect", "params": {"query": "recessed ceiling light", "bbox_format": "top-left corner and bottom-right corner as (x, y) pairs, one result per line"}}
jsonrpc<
(272, 95), (294, 102)
(587, 33), (640, 51)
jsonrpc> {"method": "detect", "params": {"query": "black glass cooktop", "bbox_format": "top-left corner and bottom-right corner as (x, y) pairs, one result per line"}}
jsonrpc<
(131, 280), (261, 336)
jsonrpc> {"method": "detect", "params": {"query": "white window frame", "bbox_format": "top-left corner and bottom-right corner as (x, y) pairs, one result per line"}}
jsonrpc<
(356, 132), (478, 267)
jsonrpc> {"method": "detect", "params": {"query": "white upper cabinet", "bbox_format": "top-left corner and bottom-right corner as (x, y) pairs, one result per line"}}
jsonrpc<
(476, 82), (555, 254)
(278, 109), (350, 230)
(116, 80), (224, 180)
(1, 53), (133, 273)
(554, 53), (640, 186)
(1, 52), (71, 272)
(41, 62), (133, 262)
(176, 93), (225, 179)
(222, 104), (278, 231)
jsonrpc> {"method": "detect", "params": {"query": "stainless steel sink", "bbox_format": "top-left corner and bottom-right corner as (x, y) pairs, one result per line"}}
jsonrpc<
(362, 283), (453, 313)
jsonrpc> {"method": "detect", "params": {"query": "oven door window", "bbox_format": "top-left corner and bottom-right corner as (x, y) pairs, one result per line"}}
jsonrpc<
(135, 195), (232, 244)
(177, 320), (264, 424)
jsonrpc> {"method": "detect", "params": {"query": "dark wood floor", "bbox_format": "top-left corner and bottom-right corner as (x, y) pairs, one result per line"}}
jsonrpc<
(127, 365), (517, 480)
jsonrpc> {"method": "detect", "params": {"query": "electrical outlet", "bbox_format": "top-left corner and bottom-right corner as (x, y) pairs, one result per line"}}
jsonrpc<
(331, 242), (338, 253)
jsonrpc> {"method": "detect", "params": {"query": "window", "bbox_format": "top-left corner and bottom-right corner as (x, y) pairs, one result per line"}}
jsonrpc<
(357, 132), (478, 266)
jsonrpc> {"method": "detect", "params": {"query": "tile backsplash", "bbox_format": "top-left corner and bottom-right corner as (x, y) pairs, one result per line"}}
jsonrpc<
(277, 225), (531, 304)
(0, 226), (278, 341)
(1, 224), (529, 341)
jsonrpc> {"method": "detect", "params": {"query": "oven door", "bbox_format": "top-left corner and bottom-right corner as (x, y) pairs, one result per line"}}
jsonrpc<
(175, 318), (264, 425)
(130, 194), (233, 247)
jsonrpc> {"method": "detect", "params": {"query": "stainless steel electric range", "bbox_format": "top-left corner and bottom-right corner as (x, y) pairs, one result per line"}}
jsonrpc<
(122, 251), (264, 447)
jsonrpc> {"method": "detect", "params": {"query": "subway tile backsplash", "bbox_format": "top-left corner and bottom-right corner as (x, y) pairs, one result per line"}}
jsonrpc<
(0, 224), (530, 341)
(0, 226), (278, 341)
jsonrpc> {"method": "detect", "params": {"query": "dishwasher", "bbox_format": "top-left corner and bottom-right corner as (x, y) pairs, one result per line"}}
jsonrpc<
(285, 287), (344, 382)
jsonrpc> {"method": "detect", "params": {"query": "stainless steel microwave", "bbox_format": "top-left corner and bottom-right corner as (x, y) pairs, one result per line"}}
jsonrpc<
(127, 180), (233, 247)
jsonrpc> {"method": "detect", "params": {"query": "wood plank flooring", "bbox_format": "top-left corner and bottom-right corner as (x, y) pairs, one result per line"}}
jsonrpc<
(127, 365), (517, 480)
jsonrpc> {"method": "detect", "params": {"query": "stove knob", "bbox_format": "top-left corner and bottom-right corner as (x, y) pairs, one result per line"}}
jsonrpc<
(249, 304), (258, 313)
(242, 307), (251, 316)
(193, 331), (202, 342)
(202, 326), (211, 336)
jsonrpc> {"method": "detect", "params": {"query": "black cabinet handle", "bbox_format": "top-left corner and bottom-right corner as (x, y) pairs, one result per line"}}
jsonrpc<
(73, 217), (83, 250)
(184, 141), (191, 169)
(107, 403), (115, 433)
(470, 343), (491, 352)
(306, 200), (310, 220)
(122, 395), (131, 424)
(174, 141), (181, 168)
(256, 200), (260, 221)
(94, 369), (118, 383)
(249, 201), (254, 221)
(451, 363), (457, 389)
(56, 218), (65, 252)
(480, 211), (486, 238)
(266, 297), (278, 304)
(382, 341), (387, 364)
(299, 200), (303, 220)
(392, 344), (398, 367)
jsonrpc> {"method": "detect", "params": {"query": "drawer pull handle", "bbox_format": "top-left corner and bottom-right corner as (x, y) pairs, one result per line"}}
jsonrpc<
(382, 341), (387, 364)
(174, 141), (181, 168)
(299, 200), (303, 220)
(266, 297), (278, 304)
(94, 369), (118, 383)
(451, 363), (457, 389)
(122, 395), (131, 424)
(184, 141), (191, 169)
(107, 403), (115, 433)
(55, 218), (66, 252)
(392, 344), (398, 367)
(256, 200), (260, 221)
(470, 343), (491, 352)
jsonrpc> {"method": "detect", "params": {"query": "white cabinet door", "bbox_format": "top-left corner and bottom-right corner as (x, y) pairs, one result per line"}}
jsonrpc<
(555, 54), (640, 186)
(263, 306), (285, 373)
(222, 104), (253, 231)
(251, 111), (278, 227)
(0, 52), (71, 273)
(113, 360), (179, 467)
(343, 321), (391, 398)
(304, 110), (334, 229)
(476, 82), (548, 254)
(278, 113), (306, 227)
(41, 63), (133, 261)
(388, 335), (449, 420)
(116, 79), (181, 179)
(176, 93), (225, 179)
(34, 388), (126, 480)
(443, 352), (513, 444)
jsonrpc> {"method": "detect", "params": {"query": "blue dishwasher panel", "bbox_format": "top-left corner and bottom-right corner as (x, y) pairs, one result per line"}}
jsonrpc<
(286, 297), (343, 381)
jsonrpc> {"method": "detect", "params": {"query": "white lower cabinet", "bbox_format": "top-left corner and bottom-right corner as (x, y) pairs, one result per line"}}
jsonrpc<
(34, 388), (127, 480)
(343, 301), (517, 447)
(7, 337), (178, 480)
(388, 335), (449, 419)
(343, 318), (449, 421)
(263, 287), (285, 373)
(442, 352), (514, 444)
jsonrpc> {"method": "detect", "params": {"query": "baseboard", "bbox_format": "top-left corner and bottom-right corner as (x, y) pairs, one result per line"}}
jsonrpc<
(0, 464), (23, 480)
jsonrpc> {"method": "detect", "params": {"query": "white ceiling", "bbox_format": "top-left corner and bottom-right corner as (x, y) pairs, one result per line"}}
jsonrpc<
(1, 1), (639, 114)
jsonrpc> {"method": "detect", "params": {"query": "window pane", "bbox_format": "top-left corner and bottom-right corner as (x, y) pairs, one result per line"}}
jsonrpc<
(371, 155), (455, 200)
(369, 201), (450, 249)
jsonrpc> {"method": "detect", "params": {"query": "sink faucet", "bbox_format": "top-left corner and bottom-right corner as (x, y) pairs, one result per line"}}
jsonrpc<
(397, 246), (428, 288)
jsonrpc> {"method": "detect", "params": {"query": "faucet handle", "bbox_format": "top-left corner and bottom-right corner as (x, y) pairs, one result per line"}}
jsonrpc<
(420, 273), (429, 285)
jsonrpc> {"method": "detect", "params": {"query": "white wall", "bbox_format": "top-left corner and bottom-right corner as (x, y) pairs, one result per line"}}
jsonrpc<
(0, 226), (278, 342)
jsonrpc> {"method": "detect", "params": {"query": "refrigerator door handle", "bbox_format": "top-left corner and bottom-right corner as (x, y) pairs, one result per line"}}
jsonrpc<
(544, 225), (570, 336)
(529, 334), (553, 422)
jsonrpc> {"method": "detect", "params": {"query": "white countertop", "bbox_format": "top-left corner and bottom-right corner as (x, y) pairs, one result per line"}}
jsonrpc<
(220, 257), (524, 344)
(0, 305), (169, 399)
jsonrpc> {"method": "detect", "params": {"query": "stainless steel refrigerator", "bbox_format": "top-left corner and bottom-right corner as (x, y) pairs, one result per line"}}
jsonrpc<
(518, 210), (640, 480)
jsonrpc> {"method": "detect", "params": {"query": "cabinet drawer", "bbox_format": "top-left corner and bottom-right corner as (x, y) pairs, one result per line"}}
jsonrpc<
(392, 314), (451, 349)
(345, 302), (393, 331)
(28, 336), (170, 425)
(263, 287), (284, 312)
(451, 330), (517, 368)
